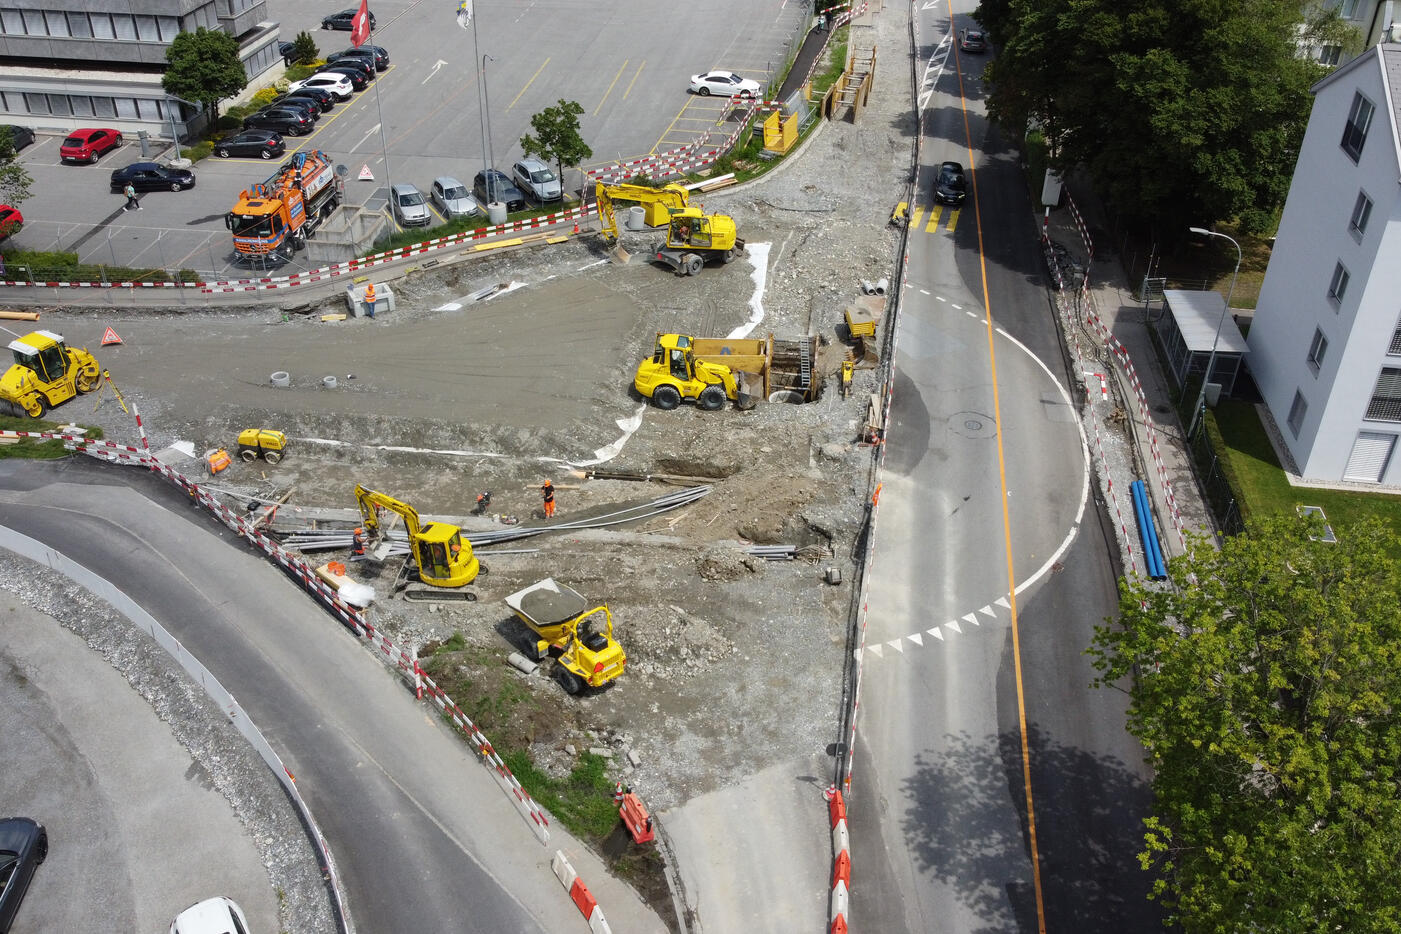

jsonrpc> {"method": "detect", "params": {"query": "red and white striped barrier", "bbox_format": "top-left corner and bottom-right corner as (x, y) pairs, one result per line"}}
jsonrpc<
(550, 850), (612, 933)
(827, 787), (851, 934)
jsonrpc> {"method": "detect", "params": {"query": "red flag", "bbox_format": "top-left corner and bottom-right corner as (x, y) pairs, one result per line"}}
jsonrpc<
(350, 0), (370, 47)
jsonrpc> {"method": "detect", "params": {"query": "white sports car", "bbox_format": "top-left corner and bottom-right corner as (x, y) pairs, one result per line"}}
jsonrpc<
(688, 70), (761, 98)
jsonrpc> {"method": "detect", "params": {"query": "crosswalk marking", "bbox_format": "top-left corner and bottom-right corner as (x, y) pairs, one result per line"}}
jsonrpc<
(908, 205), (925, 228)
(946, 208), (961, 231)
(924, 205), (943, 232)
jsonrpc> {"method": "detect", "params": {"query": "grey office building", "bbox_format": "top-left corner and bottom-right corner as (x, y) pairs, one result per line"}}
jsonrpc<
(0, 0), (281, 138)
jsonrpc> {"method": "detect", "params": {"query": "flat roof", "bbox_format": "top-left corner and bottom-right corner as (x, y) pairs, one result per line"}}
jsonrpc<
(1163, 289), (1249, 354)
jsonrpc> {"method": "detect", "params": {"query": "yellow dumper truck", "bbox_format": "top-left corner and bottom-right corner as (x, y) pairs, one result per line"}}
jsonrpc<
(633, 332), (821, 410)
(505, 578), (626, 694)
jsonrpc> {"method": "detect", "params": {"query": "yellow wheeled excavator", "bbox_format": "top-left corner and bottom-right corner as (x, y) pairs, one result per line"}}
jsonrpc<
(595, 181), (744, 274)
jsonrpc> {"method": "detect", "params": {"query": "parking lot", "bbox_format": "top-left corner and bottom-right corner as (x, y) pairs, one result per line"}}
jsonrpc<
(6, 0), (809, 278)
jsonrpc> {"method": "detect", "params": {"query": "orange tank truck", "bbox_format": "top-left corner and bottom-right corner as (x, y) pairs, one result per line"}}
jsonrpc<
(226, 149), (341, 260)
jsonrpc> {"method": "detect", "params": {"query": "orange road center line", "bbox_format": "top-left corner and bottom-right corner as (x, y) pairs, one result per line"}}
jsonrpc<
(947, 1), (1049, 931)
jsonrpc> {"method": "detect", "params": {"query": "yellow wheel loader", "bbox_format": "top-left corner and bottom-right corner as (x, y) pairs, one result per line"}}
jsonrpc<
(505, 578), (626, 694)
(0, 330), (100, 418)
(633, 332), (821, 411)
(354, 485), (480, 588)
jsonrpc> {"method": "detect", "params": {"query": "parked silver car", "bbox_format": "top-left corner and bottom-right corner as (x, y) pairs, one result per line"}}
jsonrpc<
(511, 157), (562, 202)
(430, 176), (481, 217)
(391, 183), (432, 227)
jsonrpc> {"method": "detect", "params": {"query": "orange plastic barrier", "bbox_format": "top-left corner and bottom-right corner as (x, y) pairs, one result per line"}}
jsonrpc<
(620, 792), (655, 844)
(828, 789), (847, 827)
(832, 850), (851, 887)
(569, 878), (597, 917)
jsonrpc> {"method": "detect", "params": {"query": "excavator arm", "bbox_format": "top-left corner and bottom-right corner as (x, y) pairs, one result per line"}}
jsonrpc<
(354, 484), (423, 539)
(595, 182), (693, 242)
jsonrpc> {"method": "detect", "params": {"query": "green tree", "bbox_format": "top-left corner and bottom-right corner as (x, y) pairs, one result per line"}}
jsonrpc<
(1089, 516), (1401, 933)
(975, 0), (1325, 236)
(162, 26), (247, 124)
(291, 30), (319, 66)
(519, 99), (593, 203)
(0, 132), (33, 209)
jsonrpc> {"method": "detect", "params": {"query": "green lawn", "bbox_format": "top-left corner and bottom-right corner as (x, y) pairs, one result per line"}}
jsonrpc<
(1211, 401), (1401, 553)
(0, 415), (103, 458)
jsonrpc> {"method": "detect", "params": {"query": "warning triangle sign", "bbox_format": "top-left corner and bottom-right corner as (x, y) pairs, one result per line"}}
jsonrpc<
(101, 327), (122, 346)
(358, 164), (375, 181)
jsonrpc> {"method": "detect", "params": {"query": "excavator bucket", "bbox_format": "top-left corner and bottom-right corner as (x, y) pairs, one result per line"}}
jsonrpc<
(610, 242), (631, 264)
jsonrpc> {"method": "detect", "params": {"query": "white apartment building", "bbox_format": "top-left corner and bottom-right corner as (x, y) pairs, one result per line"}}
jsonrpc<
(1249, 42), (1401, 484)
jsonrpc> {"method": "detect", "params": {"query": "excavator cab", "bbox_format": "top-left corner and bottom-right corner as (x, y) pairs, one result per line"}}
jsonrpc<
(413, 523), (473, 587)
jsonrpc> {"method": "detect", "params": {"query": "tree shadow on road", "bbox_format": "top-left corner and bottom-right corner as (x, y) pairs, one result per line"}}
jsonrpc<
(899, 723), (1161, 934)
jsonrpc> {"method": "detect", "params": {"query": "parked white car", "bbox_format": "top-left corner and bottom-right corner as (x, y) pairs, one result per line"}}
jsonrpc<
(688, 70), (761, 98)
(288, 72), (354, 101)
(169, 896), (251, 934)
(391, 182), (432, 227)
(430, 176), (481, 217)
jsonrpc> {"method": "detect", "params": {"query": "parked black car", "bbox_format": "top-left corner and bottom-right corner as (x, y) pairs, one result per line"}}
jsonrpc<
(243, 108), (315, 136)
(473, 169), (526, 213)
(109, 161), (196, 192)
(323, 59), (373, 84)
(260, 98), (319, 124)
(322, 8), (374, 30)
(933, 161), (966, 204)
(358, 44), (390, 70)
(215, 129), (286, 159)
(278, 40), (297, 65)
(327, 48), (383, 73)
(0, 818), (48, 933)
(320, 65), (369, 92)
(0, 124), (34, 151)
(278, 86), (336, 112)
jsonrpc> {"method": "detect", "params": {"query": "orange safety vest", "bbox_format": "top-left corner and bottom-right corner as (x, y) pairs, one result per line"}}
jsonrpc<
(365, 283), (376, 303)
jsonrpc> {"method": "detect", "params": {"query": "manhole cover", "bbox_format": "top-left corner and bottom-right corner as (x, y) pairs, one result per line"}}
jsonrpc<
(950, 411), (997, 439)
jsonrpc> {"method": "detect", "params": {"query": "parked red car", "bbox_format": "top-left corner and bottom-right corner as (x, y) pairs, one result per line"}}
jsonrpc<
(59, 127), (123, 164)
(0, 204), (22, 240)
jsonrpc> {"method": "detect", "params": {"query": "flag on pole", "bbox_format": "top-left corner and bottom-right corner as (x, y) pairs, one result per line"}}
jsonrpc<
(350, 0), (371, 46)
(455, 0), (472, 29)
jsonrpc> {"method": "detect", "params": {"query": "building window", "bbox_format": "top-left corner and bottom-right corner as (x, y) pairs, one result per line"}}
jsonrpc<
(158, 15), (179, 39)
(22, 92), (48, 114)
(90, 12), (114, 38)
(115, 98), (139, 119)
(1367, 369), (1401, 421)
(1349, 190), (1373, 238)
(1320, 45), (1343, 65)
(0, 9), (20, 34)
(1342, 92), (1374, 162)
(46, 94), (70, 116)
(43, 10), (68, 36)
(1390, 317), (1401, 356)
(66, 11), (91, 37)
(21, 9), (44, 34)
(1328, 262), (1350, 306)
(1288, 391), (1308, 436)
(70, 95), (94, 117)
(113, 13), (136, 40)
(1308, 329), (1329, 373)
(93, 96), (116, 118)
(1341, 0), (1359, 17)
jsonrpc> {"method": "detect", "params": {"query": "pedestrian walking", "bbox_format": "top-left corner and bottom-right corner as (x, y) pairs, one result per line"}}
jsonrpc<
(123, 183), (140, 211)
(541, 479), (556, 519)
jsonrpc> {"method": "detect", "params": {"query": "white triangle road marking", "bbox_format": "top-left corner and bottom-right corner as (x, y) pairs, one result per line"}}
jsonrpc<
(867, 644), (883, 658)
(907, 633), (923, 647)
(945, 620), (962, 634)
(926, 627), (945, 641)
(995, 596), (1011, 609)
(963, 613), (978, 627)
(979, 605), (998, 619)
(887, 639), (905, 652)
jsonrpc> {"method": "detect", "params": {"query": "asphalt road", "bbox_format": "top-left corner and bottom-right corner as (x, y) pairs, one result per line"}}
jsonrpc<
(7, 0), (810, 277)
(848, 4), (1159, 933)
(0, 457), (666, 934)
(0, 588), (279, 933)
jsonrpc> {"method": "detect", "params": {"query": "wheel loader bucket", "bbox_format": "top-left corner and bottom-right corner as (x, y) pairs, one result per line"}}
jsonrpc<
(735, 372), (762, 410)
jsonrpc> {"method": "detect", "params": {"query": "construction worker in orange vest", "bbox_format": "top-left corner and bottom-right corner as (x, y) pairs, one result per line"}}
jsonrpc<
(364, 282), (377, 317)
(542, 479), (556, 518)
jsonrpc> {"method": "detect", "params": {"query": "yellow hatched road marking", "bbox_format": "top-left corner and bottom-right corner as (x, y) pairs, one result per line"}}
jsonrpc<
(946, 208), (961, 232)
(908, 205), (925, 228)
(507, 58), (550, 111)
(622, 60), (647, 100)
(594, 59), (629, 116)
(924, 205), (943, 232)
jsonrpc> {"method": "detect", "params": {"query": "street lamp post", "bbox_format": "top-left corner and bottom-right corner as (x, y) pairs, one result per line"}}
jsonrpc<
(1186, 226), (1242, 440)
(468, 8), (497, 208)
